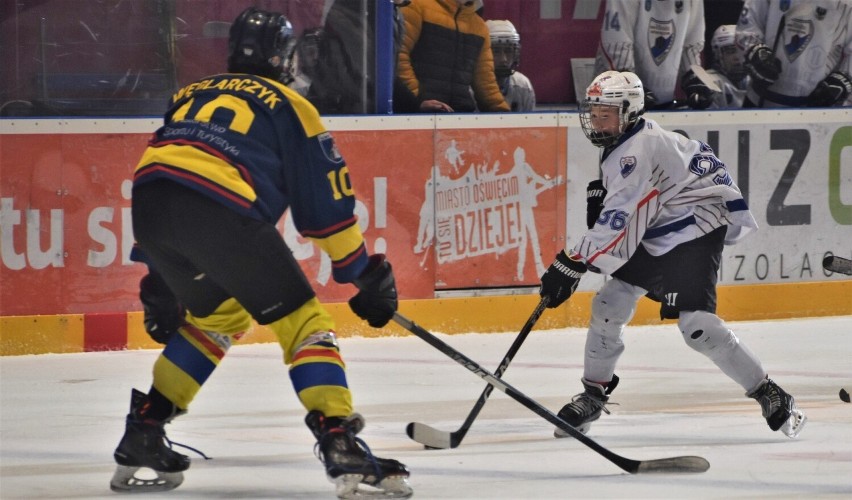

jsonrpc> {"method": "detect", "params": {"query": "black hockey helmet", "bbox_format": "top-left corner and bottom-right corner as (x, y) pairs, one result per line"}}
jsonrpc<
(227, 7), (294, 80)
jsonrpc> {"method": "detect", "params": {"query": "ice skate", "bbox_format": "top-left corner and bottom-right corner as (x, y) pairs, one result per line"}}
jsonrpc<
(554, 375), (619, 437)
(110, 389), (190, 493)
(307, 411), (412, 499)
(747, 377), (807, 438)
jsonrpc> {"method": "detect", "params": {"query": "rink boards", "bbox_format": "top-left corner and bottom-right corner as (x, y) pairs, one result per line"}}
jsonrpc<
(1, 110), (850, 354)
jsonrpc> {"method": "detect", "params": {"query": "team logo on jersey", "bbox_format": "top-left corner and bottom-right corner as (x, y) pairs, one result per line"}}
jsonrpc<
(318, 132), (343, 163)
(620, 156), (637, 178)
(815, 7), (826, 20)
(780, 0), (790, 12)
(648, 18), (675, 66)
(784, 18), (813, 63)
(675, 1), (683, 14)
(644, 0), (651, 11)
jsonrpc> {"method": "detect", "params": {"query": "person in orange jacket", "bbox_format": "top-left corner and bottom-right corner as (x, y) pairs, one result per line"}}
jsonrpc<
(396, 0), (510, 112)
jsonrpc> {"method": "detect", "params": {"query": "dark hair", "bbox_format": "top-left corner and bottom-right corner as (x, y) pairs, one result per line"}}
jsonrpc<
(227, 7), (294, 80)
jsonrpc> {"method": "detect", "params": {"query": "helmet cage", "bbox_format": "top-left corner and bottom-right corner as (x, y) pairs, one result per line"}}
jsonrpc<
(711, 25), (745, 80)
(579, 101), (632, 148)
(486, 20), (521, 77)
(580, 71), (644, 148)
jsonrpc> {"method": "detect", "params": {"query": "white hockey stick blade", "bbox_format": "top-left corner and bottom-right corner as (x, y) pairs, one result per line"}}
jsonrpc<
(689, 64), (722, 93)
(406, 421), (453, 449)
(823, 256), (852, 275)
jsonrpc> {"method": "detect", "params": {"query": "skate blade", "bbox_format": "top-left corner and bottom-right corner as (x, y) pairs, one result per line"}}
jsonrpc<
(110, 465), (184, 493)
(332, 473), (413, 499)
(554, 422), (591, 438)
(780, 408), (807, 439)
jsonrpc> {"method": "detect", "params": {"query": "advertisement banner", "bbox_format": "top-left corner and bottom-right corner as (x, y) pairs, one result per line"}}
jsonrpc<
(2, 110), (848, 320)
(426, 127), (565, 288)
(565, 110), (852, 287)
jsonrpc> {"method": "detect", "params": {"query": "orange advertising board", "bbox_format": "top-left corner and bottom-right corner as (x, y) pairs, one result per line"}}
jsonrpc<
(429, 127), (565, 289)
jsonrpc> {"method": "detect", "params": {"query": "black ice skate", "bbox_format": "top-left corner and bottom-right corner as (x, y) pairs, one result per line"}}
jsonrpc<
(110, 389), (190, 493)
(554, 375), (620, 437)
(306, 410), (412, 499)
(747, 377), (807, 438)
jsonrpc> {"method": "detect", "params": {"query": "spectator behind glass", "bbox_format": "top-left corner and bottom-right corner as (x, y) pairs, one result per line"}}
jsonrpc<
(397, 0), (509, 112)
(486, 19), (536, 112)
(594, 0), (705, 109)
(680, 25), (750, 109)
(287, 28), (322, 99)
(737, 0), (852, 108)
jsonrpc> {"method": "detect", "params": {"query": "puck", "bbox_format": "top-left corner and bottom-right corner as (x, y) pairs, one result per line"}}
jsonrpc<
(841, 388), (851, 403)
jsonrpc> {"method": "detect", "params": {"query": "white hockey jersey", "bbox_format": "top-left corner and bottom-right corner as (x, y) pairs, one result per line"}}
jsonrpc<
(736, 0), (852, 107)
(594, 0), (705, 105)
(499, 71), (536, 112)
(569, 118), (758, 275)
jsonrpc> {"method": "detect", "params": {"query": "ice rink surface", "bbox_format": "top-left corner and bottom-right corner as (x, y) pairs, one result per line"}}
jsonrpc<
(2, 314), (851, 499)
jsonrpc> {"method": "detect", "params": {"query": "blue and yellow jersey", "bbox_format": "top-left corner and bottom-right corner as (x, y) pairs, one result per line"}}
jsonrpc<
(134, 73), (367, 283)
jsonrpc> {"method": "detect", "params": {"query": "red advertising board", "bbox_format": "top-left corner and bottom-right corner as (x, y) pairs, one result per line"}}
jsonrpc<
(1, 118), (567, 316)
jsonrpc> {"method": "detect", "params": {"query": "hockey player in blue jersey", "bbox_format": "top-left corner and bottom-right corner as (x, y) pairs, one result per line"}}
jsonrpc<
(110, 7), (411, 499)
(538, 71), (806, 441)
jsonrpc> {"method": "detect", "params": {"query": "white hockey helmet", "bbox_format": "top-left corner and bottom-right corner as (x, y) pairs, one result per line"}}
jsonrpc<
(711, 25), (745, 80)
(580, 71), (645, 147)
(486, 19), (521, 77)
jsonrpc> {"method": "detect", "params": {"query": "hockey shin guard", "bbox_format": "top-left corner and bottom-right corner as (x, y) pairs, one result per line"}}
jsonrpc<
(268, 297), (353, 418)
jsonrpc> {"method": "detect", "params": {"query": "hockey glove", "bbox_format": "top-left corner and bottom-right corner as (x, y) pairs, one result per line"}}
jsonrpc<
(680, 70), (714, 110)
(806, 72), (852, 107)
(139, 271), (184, 344)
(586, 179), (607, 229)
(744, 44), (781, 86)
(539, 251), (586, 308)
(643, 88), (657, 111)
(349, 254), (398, 328)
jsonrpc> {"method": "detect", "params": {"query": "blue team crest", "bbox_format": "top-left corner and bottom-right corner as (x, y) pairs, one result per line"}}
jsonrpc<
(648, 18), (675, 66)
(318, 132), (343, 163)
(620, 156), (637, 178)
(784, 18), (813, 63)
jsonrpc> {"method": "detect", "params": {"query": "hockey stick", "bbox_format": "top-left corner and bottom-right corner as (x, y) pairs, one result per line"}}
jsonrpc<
(394, 312), (710, 474)
(406, 296), (550, 449)
(823, 255), (852, 276)
(758, 15), (785, 108)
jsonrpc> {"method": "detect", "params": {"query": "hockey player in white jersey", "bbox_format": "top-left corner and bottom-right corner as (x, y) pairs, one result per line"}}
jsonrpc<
(737, 0), (852, 107)
(486, 20), (536, 112)
(538, 71), (807, 440)
(594, 0), (705, 109)
(681, 25), (750, 109)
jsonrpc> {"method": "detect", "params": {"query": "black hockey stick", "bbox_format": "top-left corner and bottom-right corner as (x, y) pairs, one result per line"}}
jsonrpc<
(406, 296), (550, 449)
(758, 15), (785, 108)
(394, 312), (710, 474)
(823, 255), (852, 276)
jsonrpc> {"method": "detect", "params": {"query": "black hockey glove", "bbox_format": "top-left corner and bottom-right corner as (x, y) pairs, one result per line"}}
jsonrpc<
(806, 72), (852, 107)
(744, 44), (781, 86)
(139, 270), (184, 344)
(349, 254), (398, 328)
(586, 179), (607, 229)
(643, 87), (658, 111)
(539, 251), (586, 308)
(680, 70), (714, 110)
